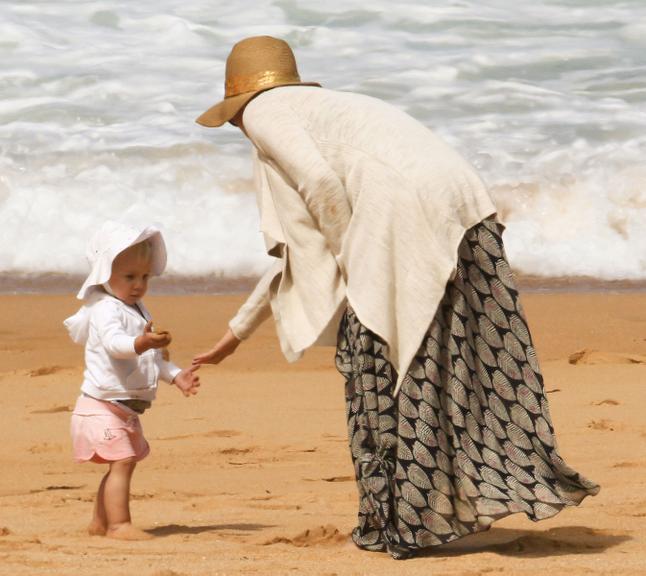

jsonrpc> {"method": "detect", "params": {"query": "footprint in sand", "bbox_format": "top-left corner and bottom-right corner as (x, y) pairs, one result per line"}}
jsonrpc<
(282, 445), (318, 453)
(593, 399), (620, 406)
(221, 447), (264, 466)
(248, 491), (295, 505)
(29, 485), (84, 495)
(569, 349), (646, 365)
(321, 434), (346, 442)
(157, 429), (242, 441)
(131, 492), (155, 501)
(61, 495), (93, 503)
(203, 429), (241, 438)
(248, 496), (302, 511)
(28, 443), (63, 454)
(30, 405), (71, 414)
(263, 524), (348, 547)
(303, 475), (354, 483)
(612, 461), (641, 468)
(219, 447), (254, 455)
(29, 365), (66, 377)
(587, 419), (615, 431)
(322, 475), (354, 483)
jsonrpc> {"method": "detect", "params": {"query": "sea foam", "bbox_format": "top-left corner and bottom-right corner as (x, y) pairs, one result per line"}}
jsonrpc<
(1, 0), (645, 285)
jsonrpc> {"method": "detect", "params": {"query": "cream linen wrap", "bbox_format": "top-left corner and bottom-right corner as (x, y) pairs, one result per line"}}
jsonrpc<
(228, 86), (497, 395)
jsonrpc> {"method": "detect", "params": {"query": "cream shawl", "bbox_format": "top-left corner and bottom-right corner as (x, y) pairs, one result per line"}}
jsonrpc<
(228, 86), (497, 394)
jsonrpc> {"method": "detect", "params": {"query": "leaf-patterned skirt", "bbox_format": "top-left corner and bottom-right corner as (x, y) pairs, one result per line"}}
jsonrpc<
(335, 218), (600, 560)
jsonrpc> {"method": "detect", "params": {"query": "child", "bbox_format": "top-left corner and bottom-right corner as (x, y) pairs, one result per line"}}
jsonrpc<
(64, 221), (200, 540)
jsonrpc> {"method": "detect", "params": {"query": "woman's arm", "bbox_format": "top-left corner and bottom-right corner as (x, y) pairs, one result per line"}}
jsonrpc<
(192, 259), (281, 365)
(228, 258), (280, 340)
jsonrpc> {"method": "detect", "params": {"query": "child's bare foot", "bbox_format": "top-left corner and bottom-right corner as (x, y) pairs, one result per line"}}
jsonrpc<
(87, 519), (107, 536)
(106, 523), (153, 541)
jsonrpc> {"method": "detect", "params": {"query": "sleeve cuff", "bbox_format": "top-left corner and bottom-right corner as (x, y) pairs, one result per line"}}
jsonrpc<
(158, 361), (182, 384)
(229, 317), (250, 341)
(167, 364), (182, 383)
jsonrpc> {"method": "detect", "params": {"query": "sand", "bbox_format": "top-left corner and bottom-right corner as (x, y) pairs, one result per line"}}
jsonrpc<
(1, 291), (645, 575)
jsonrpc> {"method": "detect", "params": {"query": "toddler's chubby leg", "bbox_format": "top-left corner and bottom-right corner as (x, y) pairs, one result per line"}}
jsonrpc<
(103, 457), (152, 540)
(88, 471), (109, 536)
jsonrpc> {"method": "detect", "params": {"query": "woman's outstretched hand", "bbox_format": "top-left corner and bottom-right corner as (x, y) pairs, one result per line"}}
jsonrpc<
(192, 329), (241, 366)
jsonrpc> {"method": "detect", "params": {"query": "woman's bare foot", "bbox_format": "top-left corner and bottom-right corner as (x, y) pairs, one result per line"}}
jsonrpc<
(87, 519), (107, 536)
(106, 523), (153, 541)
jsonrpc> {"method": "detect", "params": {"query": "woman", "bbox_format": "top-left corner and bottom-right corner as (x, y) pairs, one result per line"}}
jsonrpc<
(193, 36), (599, 559)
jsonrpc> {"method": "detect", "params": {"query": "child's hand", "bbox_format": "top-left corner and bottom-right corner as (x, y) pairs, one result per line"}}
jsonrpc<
(135, 321), (172, 354)
(172, 365), (201, 397)
(192, 329), (241, 366)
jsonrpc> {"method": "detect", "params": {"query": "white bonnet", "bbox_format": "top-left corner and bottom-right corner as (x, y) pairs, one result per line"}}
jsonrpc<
(77, 221), (167, 300)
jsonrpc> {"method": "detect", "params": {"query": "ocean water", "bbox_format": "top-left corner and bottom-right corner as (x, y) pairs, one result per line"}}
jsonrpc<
(1, 0), (645, 289)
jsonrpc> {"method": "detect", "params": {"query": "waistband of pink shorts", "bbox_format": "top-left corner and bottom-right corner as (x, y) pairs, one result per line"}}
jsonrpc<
(73, 394), (138, 419)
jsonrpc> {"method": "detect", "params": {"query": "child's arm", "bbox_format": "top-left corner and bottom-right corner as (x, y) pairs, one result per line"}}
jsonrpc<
(94, 304), (171, 359)
(170, 365), (201, 397)
(157, 349), (200, 397)
(134, 321), (172, 354)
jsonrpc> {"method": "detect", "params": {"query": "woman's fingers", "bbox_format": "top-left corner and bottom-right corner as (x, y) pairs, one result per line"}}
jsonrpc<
(192, 349), (219, 365)
(193, 332), (241, 366)
(192, 352), (208, 365)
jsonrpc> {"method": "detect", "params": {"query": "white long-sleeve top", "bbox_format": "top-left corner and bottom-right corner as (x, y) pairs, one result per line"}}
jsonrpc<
(64, 291), (181, 402)
(228, 86), (498, 395)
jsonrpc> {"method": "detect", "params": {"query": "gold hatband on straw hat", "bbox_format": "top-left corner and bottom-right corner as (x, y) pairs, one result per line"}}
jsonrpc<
(225, 70), (304, 97)
(196, 35), (320, 128)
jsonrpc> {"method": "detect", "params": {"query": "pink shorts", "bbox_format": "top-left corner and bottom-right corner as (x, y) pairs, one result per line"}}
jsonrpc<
(70, 395), (150, 463)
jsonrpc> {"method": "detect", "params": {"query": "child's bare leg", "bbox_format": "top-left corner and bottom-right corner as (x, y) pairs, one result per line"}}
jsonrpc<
(87, 471), (109, 535)
(104, 457), (151, 540)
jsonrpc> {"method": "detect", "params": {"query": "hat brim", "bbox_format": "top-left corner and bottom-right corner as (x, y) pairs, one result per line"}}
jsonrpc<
(77, 227), (167, 300)
(195, 82), (321, 128)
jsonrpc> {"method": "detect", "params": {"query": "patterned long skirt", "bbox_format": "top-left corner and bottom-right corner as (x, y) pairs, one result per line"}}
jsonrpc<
(335, 218), (600, 559)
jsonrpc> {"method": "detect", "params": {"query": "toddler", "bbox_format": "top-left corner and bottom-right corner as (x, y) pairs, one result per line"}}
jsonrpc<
(64, 221), (200, 540)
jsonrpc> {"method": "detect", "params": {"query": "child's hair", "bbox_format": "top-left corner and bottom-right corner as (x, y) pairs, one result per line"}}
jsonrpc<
(121, 239), (153, 263)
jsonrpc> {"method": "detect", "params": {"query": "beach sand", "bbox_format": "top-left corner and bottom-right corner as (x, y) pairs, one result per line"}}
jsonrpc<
(1, 291), (645, 575)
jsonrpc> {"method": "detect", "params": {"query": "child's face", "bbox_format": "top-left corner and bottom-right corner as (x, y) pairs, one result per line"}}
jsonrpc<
(108, 247), (152, 305)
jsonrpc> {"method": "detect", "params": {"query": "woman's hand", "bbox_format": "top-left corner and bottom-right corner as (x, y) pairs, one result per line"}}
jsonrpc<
(192, 329), (241, 366)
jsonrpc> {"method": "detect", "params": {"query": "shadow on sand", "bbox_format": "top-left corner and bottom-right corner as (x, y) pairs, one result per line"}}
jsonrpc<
(416, 525), (630, 558)
(146, 523), (275, 537)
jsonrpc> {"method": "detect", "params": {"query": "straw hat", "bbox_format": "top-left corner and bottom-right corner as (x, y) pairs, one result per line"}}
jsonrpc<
(76, 221), (167, 300)
(196, 35), (320, 128)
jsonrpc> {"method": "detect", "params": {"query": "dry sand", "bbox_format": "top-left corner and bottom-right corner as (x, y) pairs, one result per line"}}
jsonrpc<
(1, 291), (645, 575)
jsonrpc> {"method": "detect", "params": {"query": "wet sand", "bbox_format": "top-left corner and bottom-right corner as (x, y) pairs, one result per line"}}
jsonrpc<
(0, 292), (645, 575)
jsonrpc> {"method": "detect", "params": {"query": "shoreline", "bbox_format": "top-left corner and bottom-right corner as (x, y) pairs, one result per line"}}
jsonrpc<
(2, 272), (646, 295)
